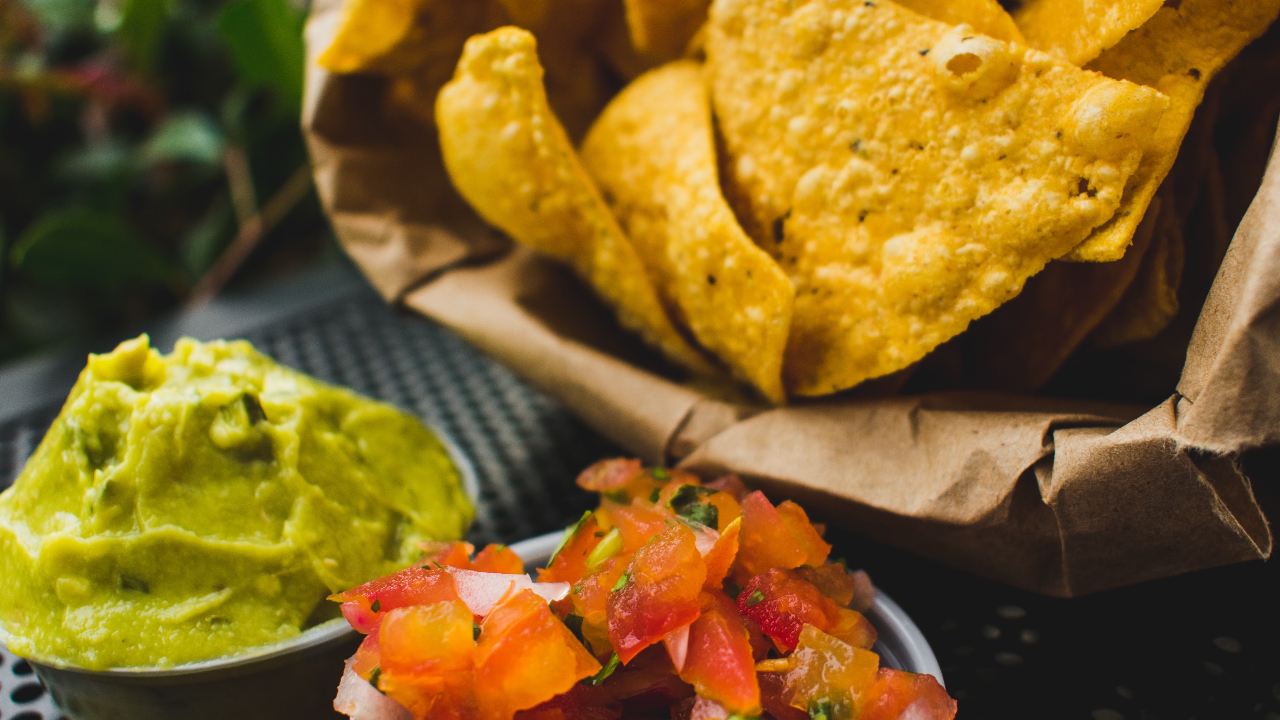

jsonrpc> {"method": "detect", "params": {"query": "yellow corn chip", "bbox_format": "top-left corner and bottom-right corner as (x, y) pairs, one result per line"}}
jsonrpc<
(962, 197), (1160, 391)
(1064, 0), (1280, 261)
(318, 0), (496, 74)
(897, 0), (1024, 44)
(436, 28), (716, 376)
(1091, 193), (1183, 347)
(1013, 0), (1164, 66)
(707, 0), (1168, 396)
(581, 61), (795, 402)
(624, 0), (712, 59)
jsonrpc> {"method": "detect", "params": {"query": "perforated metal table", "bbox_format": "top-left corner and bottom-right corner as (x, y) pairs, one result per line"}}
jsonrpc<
(0, 262), (1275, 720)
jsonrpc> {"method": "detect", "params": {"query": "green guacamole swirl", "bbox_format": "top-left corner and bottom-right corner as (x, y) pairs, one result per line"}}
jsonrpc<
(0, 335), (473, 669)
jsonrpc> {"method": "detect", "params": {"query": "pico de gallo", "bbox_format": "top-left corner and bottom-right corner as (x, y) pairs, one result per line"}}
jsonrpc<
(330, 459), (957, 720)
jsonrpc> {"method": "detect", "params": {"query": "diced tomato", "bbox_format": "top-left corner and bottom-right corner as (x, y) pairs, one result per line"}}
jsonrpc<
(570, 552), (632, 662)
(604, 645), (694, 710)
(476, 589), (602, 720)
(731, 492), (810, 582)
(742, 614), (773, 661)
(577, 458), (643, 491)
(775, 502), (831, 567)
(539, 513), (603, 584)
(705, 474), (748, 501)
(350, 629), (382, 679)
(758, 672), (808, 720)
(514, 683), (622, 720)
(737, 568), (840, 652)
(331, 567), (460, 634)
(702, 517), (741, 589)
(377, 600), (476, 719)
(797, 564), (856, 607)
(781, 625), (879, 718)
(678, 591), (760, 715)
(858, 668), (957, 720)
(848, 570), (876, 613)
(609, 502), (673, 554)
(418, 541), (476, 570)
(607, 524), (707, 663)
(827, 608), (877, 650)
(474, 544), (524, 574)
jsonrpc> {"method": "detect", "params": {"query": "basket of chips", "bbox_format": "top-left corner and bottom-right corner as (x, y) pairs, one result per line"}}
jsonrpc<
(303, 0), (1278, 596)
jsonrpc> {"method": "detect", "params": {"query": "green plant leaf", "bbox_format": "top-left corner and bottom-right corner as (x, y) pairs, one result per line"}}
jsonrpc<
(216, 0), (304, 113)
(11, 209), (171, 289)
(118, 0), (170, 73)
(144, 111), (224, 164)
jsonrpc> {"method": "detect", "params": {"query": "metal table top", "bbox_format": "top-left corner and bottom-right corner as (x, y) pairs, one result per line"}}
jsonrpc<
(1, 262), (1275, 720)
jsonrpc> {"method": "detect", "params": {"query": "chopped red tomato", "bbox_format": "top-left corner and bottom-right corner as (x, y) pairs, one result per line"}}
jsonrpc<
(705, 474), (748, 501)
(758, 672), (808, 720)
(604, 645), (693, 710)
(476, 589), (602, 720)
(330, 566), (460, 634)
(606, 502), (672, 554)
(418, 541), (476, 569)
(775, 501), (831, 567)
(576, 458), (643, 492)
(678, 591), (760, 715)
(473, 544), (525, 574)
(781, 625), (879, 718)
(539, 513), (603, 584)
(858, 668), (957, 720)
(828, 607), (878, 650)
(377, 600), (476, 719)
(798, 563), (856, 607)
(350, 629), (382, 679)
(731, 492), (810, 582)
(737, 568), (840, 652)
(607, 524), (707, 663)
(514, 683), (622, 720)
(702, 517), (741, 589)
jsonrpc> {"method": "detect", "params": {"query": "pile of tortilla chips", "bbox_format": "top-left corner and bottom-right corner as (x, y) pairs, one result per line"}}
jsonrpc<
(317, 0), (1280, 402)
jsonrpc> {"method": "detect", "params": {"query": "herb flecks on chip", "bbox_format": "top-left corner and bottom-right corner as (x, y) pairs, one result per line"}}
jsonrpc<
(707, 0), (1167, 396)
(435, 27), (716, 377)
(1065, 0), (1280, 261)
(1013, 0), (1165, 66)
(581, 61), (795, 403)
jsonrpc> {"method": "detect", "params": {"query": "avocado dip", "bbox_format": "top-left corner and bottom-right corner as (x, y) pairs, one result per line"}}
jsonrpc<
(0, 335), (474, 669)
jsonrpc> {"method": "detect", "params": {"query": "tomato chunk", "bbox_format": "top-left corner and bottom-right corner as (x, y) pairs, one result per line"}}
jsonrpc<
(859, 668), (957, 720)
(678, 591), (760, 715)
(377, 600), (476, 719)
(731, 492), (810, 581)
(539, 513), (603, 584)
(514, 682), (622, 720)
(781, 625), (879, 720)
(607, 524), (707, 663)
(797, 564), (856, 607)
(476, 589), (602, 720)
(608, 502), (672, 554)
(701, 517), (741, 589)
(577, 459), (643, 492)
(473, 544), (524, 574)
(775, 501), (831, 567)
(418, 541), (476, 570)
(758, 672), (807, 720)
(331, 567), (460, 634)
(827, 607), (877, 650)
(737, 568), (840, 652)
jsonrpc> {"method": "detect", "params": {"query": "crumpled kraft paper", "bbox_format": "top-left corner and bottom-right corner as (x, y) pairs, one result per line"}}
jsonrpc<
(302, 0), (1273, 597)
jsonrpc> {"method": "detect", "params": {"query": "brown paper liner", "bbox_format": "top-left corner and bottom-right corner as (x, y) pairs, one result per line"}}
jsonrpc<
(303, 1), (1275, 596)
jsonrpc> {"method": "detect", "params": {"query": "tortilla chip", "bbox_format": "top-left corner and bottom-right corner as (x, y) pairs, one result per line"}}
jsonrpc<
(318, 0), (497, 74)
(707, 0), (1168, 396)
(623, 0), (711, 59)
(593, 0), (662, 80)
(1091, 193), (1183, 347)
(1013, 0), (1164, 66)
(581, 61), (795, 402)
(1063, 0), (1280, 261)
(963, 197), (1161, 391)
(897, 0), (1024, 44)
(436, 28), (716, 376)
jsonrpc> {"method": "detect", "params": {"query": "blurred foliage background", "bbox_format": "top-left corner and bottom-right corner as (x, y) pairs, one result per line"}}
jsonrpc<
(0, 0), (331, 362)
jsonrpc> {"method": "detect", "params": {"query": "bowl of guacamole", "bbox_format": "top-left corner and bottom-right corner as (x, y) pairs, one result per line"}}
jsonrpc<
(0, 334), (476, 675)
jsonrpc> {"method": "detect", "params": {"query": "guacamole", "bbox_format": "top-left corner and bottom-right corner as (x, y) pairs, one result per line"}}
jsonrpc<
(0, 336), (473, 669)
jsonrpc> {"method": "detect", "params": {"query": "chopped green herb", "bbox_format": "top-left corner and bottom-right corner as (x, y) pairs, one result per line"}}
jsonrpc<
(649, 487), (662, 503)
(612, 571), (630, 592)
(669, 484), (719, 529)
(572, 584), (584, 595)
(587, 527), (623, 570)
(588, 653), (621, 686)
(433, 561), (444, 570)
(834, 557), (849, 570)
(473, 622), (481, 640)
(746, 590), (766, 608)
(548, 511), (594, 567)
(603, 490), (629, 504)
(370, 599), (381, 613)
(725, 581), (743, 599)
(493, 544), (507, 553)
(595, 531), (606, 537)
(368, 666), (384, 694)
(651, 467), (670, 480)
(808, 698), (834, 720)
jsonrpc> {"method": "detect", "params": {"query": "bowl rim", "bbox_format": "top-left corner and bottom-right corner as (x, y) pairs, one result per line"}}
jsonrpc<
(3, 419), (478, 679)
